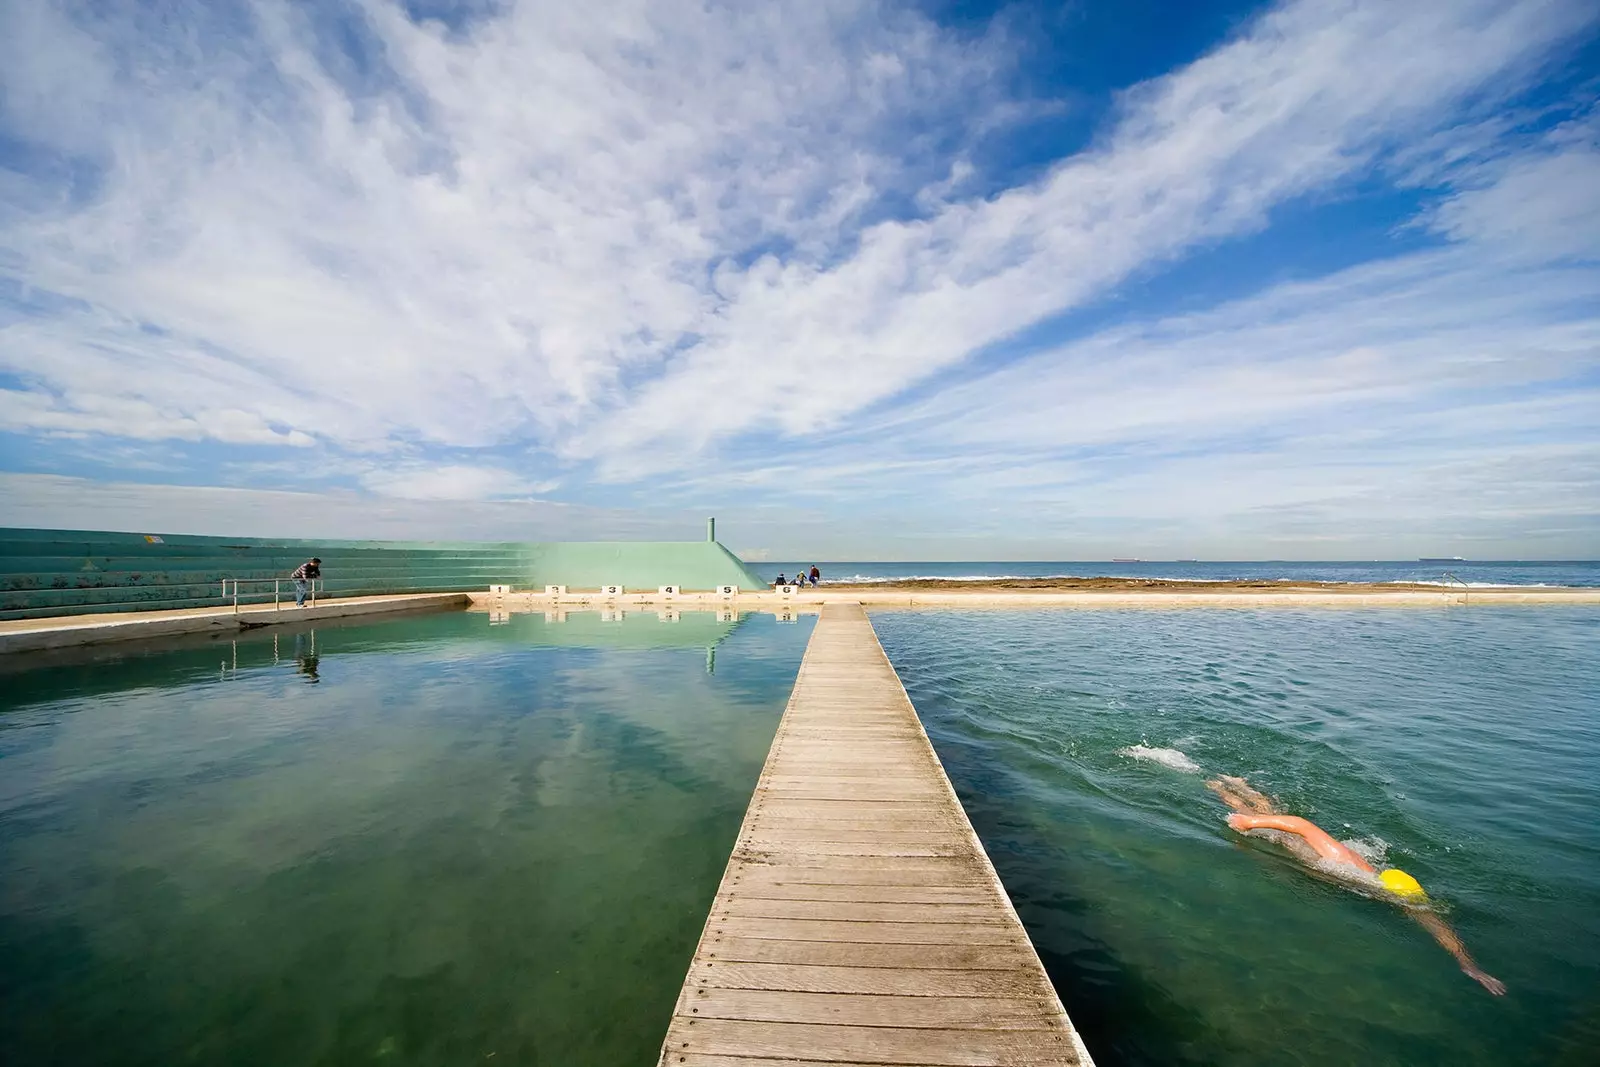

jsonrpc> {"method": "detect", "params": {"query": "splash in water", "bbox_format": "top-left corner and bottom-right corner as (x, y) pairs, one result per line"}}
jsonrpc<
(1341, 835), (1391, 868)
(1119, 744), (1202, 773)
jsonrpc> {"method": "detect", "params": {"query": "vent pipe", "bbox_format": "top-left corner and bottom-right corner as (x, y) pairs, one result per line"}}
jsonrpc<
(707, 517), (716, 543)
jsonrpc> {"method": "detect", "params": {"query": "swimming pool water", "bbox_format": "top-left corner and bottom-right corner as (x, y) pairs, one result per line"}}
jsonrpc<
(873, 607), (1600, 1067)
(6, 604), (1597, 1066)
(0, 609), (813, 1066)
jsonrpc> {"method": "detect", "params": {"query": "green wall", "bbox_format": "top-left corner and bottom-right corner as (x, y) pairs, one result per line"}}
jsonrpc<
(0, 528), (767, 621)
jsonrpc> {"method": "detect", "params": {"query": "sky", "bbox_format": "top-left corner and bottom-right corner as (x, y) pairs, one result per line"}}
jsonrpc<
(1, 0), (1597, 561)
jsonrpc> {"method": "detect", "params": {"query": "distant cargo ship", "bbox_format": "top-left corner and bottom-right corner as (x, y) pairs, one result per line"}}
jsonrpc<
(1111, 558), (1142, 563)
(1419, 557), (1467, 562)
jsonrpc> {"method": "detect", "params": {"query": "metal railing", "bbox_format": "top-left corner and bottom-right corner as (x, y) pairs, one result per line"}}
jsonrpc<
(1441, 571), (1469, 605)
(219, 576), (323, 613)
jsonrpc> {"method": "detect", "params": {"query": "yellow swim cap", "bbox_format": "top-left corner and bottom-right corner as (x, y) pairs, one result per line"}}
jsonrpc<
(1380, 869), (1426, 899)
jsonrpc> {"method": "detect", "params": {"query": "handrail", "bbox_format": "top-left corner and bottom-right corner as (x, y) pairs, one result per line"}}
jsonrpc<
(219, 576), (322, 612)
(1441, 571), (1469, 605)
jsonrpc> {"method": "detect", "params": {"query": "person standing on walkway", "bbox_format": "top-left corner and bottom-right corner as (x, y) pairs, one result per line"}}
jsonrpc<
(809, 565), (821, 587)
(292, 557), (321, 607)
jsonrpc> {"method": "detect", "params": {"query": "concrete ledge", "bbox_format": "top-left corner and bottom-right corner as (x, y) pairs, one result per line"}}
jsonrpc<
(0, 593), (471, 655)
(469, 587), (1600, 610)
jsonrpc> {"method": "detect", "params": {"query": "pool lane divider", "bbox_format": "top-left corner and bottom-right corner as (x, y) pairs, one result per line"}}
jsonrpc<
(0, 593), (472, 655)
(658, 600), (1095, 1067)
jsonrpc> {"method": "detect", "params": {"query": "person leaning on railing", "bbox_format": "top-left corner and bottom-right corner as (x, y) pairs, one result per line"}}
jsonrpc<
(291, 558), (322, 607)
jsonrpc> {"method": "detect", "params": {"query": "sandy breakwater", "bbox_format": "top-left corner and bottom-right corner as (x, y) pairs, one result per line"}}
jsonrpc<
(486, 578), (1600, 610)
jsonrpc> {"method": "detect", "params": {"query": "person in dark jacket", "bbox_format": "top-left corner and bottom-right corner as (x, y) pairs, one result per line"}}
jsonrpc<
(292, 558), (322, 607)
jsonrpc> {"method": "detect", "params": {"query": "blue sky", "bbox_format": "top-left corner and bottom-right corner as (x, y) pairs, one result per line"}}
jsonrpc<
(0, 0), (1597, 560)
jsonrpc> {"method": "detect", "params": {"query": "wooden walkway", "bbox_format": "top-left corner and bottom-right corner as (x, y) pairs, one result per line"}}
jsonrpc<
(659, 602), (1093, 1067)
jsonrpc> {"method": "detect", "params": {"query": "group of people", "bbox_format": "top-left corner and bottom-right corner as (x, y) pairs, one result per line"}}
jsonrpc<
(775, 565), (821, 588)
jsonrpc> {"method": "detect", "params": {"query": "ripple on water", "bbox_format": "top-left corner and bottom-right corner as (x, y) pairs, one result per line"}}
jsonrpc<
(874, 606), (1600, 1067)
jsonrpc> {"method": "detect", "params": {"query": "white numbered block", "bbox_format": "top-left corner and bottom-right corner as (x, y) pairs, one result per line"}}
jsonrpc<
(488, 583), (512, 595)
(779, 584), (797, 595)
(602, 584), (624, 597)
(545, 585), (567, 596)
(658, 585), (679, 596)
(717, 584), (738, 597)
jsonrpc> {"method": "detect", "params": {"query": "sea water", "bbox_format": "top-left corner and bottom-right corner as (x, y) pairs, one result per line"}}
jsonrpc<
(766, 559), (1600, 587)
(0, 610), (812, 1066)
(873, 606), (1600, 1067)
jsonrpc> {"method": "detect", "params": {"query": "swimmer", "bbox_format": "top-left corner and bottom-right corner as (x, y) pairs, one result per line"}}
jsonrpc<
(1207, 775), (1505, 995)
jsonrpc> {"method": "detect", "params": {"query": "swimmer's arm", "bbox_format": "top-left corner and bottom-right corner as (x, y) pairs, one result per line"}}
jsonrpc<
(1226, 813), (1371, 871)
(1410, 910), (1506, 995)
(1207, 778), (1278, 815)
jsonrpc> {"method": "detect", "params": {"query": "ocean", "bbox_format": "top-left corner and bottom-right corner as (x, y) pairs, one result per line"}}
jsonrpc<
(763, 559), (1600, 587)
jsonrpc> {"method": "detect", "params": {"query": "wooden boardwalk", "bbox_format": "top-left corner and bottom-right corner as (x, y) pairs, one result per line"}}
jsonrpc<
(659, 602), (1093, 1067)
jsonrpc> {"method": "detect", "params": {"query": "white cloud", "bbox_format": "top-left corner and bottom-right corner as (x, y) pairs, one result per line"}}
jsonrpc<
(1, 0), (1596, 557)
(0, 0), (1012, 461)
(571, 0), (1598, 472)
(631, 130), (1600, 555)
(0, 472), (690, 541)
(2, 0), (1592, 474)
(358, 462), (552, 500)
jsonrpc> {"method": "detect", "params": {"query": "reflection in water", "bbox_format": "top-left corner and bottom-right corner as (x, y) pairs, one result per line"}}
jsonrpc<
(293, 630), (320, 682)
(0, 610), (813, 1066)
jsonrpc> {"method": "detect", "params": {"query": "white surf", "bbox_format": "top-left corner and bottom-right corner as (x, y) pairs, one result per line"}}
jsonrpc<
(1119, 744), (1201, 773)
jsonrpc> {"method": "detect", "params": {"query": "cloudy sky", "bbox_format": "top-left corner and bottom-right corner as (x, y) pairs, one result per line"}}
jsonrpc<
(1, 0), (1597, 560)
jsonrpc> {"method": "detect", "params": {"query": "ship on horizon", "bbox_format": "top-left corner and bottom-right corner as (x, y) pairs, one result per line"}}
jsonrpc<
(1419, 556), (1467, 563)
(1111, 557), (1142, 563)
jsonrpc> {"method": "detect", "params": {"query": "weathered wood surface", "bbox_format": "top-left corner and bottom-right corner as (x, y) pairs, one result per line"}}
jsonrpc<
(659, 602), (1094, 1067)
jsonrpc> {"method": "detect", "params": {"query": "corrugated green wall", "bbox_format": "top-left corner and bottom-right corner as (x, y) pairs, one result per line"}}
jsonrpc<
(0, 527), (767, 621)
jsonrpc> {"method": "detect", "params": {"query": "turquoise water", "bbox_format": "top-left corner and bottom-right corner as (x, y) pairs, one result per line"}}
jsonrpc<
(0, 609), (812, 1066)
(873, 607), (1600, 1066)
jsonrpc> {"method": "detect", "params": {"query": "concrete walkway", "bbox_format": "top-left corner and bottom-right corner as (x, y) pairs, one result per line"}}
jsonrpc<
(475, 587), (1600, 611)
(658, 602), (1093, 1067)
(0, 593), (470, 654)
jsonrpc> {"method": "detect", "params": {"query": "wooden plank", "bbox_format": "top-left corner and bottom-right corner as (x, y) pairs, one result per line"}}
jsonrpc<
(747, 798), (956, 817)
(758, 773), (937, 784)
(708, 916), (1023, 945)
(658, 602), (1092, 1067)
(691, 961), (1052, 997)
(662, 1018), (1082, 1066)
(731, 853), (985, 874)
(727, 861), (989, 886)
(717, 899), (1011, 924)
(723, 883), (992, 904)
(736, 841), (965, 858)
(682, 988), (1060, 1030)
(748, 816), (962, 833)
(741, 828), (970, 845)
(699, 937), (1039, 970)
